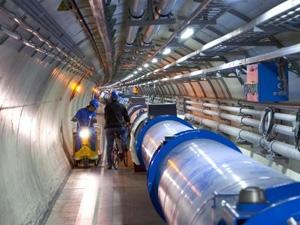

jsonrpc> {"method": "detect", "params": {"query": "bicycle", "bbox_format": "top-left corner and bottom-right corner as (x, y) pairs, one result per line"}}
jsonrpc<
(111, 132), (129, 169)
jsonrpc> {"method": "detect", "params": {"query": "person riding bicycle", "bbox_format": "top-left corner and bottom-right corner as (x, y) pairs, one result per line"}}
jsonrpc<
(104, 91), (130, 169)
(72, 99), (99, 151)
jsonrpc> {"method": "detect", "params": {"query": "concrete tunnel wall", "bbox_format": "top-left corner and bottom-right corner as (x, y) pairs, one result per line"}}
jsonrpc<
(0, 40), (94, 225)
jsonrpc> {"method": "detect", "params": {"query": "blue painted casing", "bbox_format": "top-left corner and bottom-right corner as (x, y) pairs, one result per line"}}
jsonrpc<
(218, 183), (300, 225)
(257, 62), (288, 102)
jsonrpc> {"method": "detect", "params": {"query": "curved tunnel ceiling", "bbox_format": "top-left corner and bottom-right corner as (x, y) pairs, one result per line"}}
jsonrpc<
(5, 0), (297, 87)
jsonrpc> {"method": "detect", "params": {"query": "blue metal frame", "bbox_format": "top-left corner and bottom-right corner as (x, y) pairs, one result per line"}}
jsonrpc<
(244, 197), (300, 225)
(214, 183), (300, 225)
(135, 115), (193, 166)
(146, 129), (241, 221)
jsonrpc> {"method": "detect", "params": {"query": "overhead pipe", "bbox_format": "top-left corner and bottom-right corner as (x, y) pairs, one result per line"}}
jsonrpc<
(186, 105), (295, 137)
(146, 0), (213, 59)
(142, 0), (177, 45)
(185, 114), (300, 161)
(89, 0), (113, 81)
(126, 0), (148, 45)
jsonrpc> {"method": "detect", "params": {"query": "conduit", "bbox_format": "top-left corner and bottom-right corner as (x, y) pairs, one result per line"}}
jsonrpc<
(186, 100), (296, 122)
(126, 0), (147, 45)
(142, 0), (176, 45)
(185, 114), (300, 161)
(186, 105), (294, 137)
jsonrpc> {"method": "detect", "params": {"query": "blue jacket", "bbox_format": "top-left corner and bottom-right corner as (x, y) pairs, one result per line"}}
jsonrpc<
(74, 107), (96, 129)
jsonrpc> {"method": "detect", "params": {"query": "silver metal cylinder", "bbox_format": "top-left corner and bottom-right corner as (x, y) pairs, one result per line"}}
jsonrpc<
(142, 0), (176, 45)
(126, 0), (147, 45)
(158, 138), (293, 225)
(142, 120), (192, 169)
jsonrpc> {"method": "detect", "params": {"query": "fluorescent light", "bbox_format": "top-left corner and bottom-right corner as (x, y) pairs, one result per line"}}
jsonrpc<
(143, 63), (149, 68)
(151, 58), (158, 63)
(163, 64), (171, 70)
(190, 70), (202, 77)
(134, 71), (138, 74)
(180, 27), (194, 40)
(162, 47), (171, 55)
(173, 75), (183, 80)
(177, 55), (190, 64)
(138, 67), (142, 71)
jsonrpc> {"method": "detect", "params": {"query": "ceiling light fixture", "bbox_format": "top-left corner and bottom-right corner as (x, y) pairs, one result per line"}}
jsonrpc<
(138, 67), (142, 71)
(162, 47), (171, 55)
(143, 63), (149, 68)
(180, 27), (194, 40)
(134, 71), (138, 74)
(151, 58), (158, 63)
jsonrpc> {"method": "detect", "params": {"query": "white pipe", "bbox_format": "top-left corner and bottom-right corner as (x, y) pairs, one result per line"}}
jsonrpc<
(186, 105), (294, 137)
(126, 0), (147, 45)
(186, 100), (296, 122)
(185, 114), (300, 161)
(142, 0), (176, 45)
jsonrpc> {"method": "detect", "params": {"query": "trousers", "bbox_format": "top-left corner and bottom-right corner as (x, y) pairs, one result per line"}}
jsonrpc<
(105, 127), (127, 167)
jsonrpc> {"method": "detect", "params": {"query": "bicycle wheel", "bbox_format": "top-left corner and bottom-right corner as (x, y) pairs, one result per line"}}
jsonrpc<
(123, 150), (128, 167)
(112, 148), (119, 169)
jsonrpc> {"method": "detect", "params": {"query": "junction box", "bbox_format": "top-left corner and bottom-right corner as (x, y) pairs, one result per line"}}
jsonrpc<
(245, 61), (288, 102)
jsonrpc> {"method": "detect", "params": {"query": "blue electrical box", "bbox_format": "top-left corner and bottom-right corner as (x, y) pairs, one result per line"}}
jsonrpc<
(244, 61), (288, 102)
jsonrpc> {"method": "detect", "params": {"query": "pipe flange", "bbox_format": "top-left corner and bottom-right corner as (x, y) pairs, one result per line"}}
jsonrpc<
(238, 105), (247, 116)
(240, 114), (252, 127)
(129, 11), (145, 20)
(154, 6), (172, 18)
(237, 130), (244, 141)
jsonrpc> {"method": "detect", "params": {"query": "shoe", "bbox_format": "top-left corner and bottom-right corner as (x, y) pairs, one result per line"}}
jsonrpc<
(107, 165), (112, 170)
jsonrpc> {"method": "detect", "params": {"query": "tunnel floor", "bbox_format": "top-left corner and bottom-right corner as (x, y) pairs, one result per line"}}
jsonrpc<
(45, 166), (165, 225)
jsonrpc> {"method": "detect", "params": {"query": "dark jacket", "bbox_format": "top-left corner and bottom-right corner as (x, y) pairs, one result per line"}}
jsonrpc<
(104, 100), (130, 129)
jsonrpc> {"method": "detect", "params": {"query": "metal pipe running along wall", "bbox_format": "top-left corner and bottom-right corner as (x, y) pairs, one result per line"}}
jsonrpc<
(130, 105), (300, 225)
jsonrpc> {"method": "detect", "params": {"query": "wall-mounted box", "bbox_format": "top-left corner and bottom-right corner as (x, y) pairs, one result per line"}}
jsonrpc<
(244, 61), (288, 102)
(148, 104), (177, 119)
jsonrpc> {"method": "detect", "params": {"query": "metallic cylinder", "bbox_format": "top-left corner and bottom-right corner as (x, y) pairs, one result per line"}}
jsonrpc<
(130, 0), (147, 18)
(157, 137), (293, 225)
(126, 0), (147, 45)
(142, 0), (176, 45)
(141, 119), (192, 169)
(127, 26), (140, 45)
(130, 112), (148, 165)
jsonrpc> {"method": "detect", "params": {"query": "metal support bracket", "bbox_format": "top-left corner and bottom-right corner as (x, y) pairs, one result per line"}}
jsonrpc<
(293, 111), (300, 150)
(128, 18), (176, 26)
